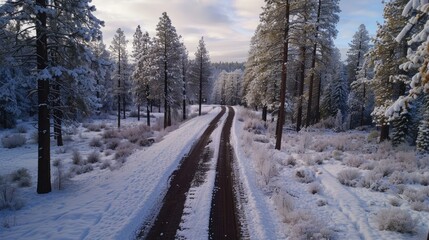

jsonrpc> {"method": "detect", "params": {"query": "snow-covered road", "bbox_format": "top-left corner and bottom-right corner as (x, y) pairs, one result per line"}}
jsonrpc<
(0, 107), (221, 240)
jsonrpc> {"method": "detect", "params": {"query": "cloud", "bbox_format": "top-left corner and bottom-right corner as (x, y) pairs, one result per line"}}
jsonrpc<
(92, 0), (264, 62)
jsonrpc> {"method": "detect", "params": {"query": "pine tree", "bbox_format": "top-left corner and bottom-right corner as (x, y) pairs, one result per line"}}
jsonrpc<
(368, 0), (409, 142)
(110, 28), (128, 128)
(345, 24), (370, 87)
(132, 26), (153, 125)
(189, 37), (211, 115)
(0, 0), (103, 193)
(387, 0), (429, 151)
(153, 12), (183, 128)
(345, 24), (371, 129)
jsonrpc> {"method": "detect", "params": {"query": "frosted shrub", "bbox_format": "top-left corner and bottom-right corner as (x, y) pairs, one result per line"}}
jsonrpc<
(105, 138), (120, 150)
(283, 155), (296, 167)
(375, 208), (415, 233)
(15, 124), (27, 133)
(114, 142), (134, 162)
(121, 124), (152, 144)
(244, 119), (266, 134)
(374, 160), (396, 177)
(273, 190), (294, 222)
(403, 188), (426, 203)
(85, 123), (102, 132)
(53, 159), (64, 190)
(311, 140), (329, 152)
(367, 130), (379, 142)
(286, 210), (335, 240)
(388, 197), (402, 207)
(343, 155), (365, 168)
(72, 150), (83, 165)
(337, 169), (361, 187)
(360, 171), (389, 192)
(11, 168), (31, 187)
(254, 150), (278, 185)
(2, 134), (26, 149)
(394, 151), (417, 171)
(410, 201), (428, 212)
(0, 182), (24, 210)
(89, 137), (103, 147)
(294, 167), (316, 183)
(87, 151), (100, 164)
(308, 182), (322, 194)
(100, 160), (111, 170)
(299, 132), (312, 151)
(102, 129), (120, 139)
(331, 150), (343, 160)
(389, 171), (408, 185)
(69, 163), (93, 176)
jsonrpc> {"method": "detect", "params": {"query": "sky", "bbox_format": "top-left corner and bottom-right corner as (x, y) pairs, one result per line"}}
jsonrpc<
(91, 0), (385, 62)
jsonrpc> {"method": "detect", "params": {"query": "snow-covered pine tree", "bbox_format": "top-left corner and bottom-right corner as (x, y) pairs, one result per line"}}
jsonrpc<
(153, 12), (183, 128)
(110, 28), (128, 128)
(179, 42), (189, 120)
(189, 37), (211, 116)
(345, 24), (371, 129)
(368, 0), (409, 142)
(0, 0), (104, 193)
(305, 0), (340, 126)
(321, 48), (347, 119)
(387, 0), (429, 152)
(0, 24), (33, 128)
(345, 24), (370, 88)
(132, 25), (153, 123)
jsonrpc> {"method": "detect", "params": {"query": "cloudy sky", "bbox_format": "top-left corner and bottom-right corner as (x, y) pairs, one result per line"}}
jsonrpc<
(91, 0), (384, 62)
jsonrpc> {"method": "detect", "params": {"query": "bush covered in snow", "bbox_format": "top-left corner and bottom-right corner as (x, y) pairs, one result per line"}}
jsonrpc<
(15, 124), (27, 133)
(308, 182), (322, 194)
(0, 180), (24, 210)
(114, 142), (135, 163)
(1, 134), (26, 149)
(375, 208), (416, 233)
(72, 150), (83, 165)
(337, 169), (361, 187)
(343, 155), (365, 168)
(89, 137), (103, 147)
(10, 168), (31, 187)
(294, 167), (316, 183)
(86, 151), (100, 164)
(286, 209), (335, 240)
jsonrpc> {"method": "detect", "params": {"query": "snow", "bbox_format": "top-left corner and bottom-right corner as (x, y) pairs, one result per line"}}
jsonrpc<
(176, 108), (227, 239)
(1, 105), (429, 239)
(0, 106), (220, 239)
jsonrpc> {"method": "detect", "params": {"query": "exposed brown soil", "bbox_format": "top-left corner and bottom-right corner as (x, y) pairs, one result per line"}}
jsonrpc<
(139, 106), (226, 239)
(209, 106), (241, 239)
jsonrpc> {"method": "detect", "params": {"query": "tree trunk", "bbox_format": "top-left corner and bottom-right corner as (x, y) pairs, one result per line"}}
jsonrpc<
(315, 74), (322, 123)
(199, 51), (203, 116)
(306, 0), (321, 127)
(296, 45), (306, 132)
(262, 105), (267, 122)
(147, 104), (150, 127)
(275, 0), (290, 150)
(36, 0), (51, 194)
(360, 82), (366, 126)
(183, 62), (187, 120)
(137, 104), (140, 121)
(164, 39), (169, 128)
(122, 97), (126, 119)
(117, 46), (121, 129)
(380, 124), (390, 142)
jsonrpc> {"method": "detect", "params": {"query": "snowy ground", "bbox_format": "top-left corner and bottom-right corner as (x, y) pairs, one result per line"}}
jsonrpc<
(0, 105), (219, 239)
(233, 106), (429, 240)
(1, 105), (429, 240)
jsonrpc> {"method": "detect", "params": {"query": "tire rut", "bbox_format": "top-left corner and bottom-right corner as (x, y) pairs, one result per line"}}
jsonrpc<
(138, 106), (226, 239)
(209, 106), (242, 239)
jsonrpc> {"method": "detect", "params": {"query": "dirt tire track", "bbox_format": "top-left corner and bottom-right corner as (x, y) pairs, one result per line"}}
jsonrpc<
(209, 106), (241, 239)
(139, 106), (226, 239)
